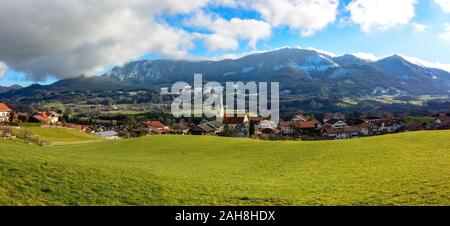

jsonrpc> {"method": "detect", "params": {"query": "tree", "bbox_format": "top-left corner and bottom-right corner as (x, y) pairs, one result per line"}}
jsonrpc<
(293, 124), (301, 140)
(125, 115), (137, 127)
(65, 107), (73, 115)
(346, 111), (361, 120)
(249, 121), (256, 136)
(63, 113), (70, 122)
(10, 112), (19, 123)
(223, 123), (233, 137)
(14, 104), (35, 114)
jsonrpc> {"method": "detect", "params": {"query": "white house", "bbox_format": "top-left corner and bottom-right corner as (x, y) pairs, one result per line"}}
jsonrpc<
(258, 120), (278, 130)
(333, 121), (348, 128)
(0, 103), (12, 123)
(357, 122), (373, 136)
(46, 111), (62, 123)
(31, 111), (62, 124)
(324, 126), (360, 140)
(379, 122), (403, 133)
(279, 121), (295, 135)
(325, 118), (348, 129)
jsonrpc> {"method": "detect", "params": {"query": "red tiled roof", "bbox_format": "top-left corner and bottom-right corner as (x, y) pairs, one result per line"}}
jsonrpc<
(298, 121), (317, 129)
(144, 121), (167, 128)
(279, 121), (294, 127)
(0, 103), (12, 112)
(34, 111), (60, 119)
(280, 121), (317, 129)
(31, 115), (51, 123)
(324, 126), (360, 134)
(37, 112), (48, 117)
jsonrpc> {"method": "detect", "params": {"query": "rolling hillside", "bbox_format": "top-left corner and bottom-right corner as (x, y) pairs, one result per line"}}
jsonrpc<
(16, 124), (100, 145)
(1, 131), (450, 206)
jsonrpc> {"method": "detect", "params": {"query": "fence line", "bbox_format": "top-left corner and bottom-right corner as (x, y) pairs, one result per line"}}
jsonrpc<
(1, 128), (52, 146)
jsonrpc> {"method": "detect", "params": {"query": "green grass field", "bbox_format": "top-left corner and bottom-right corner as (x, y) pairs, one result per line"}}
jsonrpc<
(1, 131), (450, 206)
(16, 123), (100, 144)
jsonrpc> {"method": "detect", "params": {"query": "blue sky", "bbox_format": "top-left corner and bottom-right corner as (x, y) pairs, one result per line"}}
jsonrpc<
(1, 0), (450, 87)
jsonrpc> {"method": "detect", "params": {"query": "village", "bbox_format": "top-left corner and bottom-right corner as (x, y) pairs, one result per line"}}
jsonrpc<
(1, 102), (450, 142)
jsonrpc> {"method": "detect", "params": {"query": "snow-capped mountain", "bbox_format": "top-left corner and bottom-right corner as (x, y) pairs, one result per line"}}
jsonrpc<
(2, 48), (450, 102)
(103, 48), (450, 96)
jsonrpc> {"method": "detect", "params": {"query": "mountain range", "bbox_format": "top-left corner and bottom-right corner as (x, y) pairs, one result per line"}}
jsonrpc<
(1, 48), (450, 104)
(0, 84), (22, 94)
(103, 48), (450, 96)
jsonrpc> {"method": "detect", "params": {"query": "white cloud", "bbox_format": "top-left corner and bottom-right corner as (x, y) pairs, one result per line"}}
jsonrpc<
(251, 0), (339, 36)
(209, 50), (268, 61)
(439, 23), (450, 41)
(346, 0), (417, 33)
(400, 55), (450, 73)
(435, 0), (450, 13)
(0, 0), (208, 81)
(207, 46), (300, 60)
(306, 47), (339, 57)
(349, 52), (450, 73)
(0, 62), (8, 79)
(211, 0), (242, 7)
(412, 22), (428, 33)
(351, 52), (383, 61)
(186, 12), (272, 51)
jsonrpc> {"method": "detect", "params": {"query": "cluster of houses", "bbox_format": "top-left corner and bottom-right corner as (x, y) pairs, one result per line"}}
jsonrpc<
(184, 113), (450, 140)
(1, 101), (450, 140)
(187, 113), (410, 140)
(0, 103), (63, 125)
(321, 117), (404, 140)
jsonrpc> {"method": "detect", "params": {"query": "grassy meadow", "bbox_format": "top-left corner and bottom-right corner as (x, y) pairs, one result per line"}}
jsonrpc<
(0, 131), (450, 206)
(15, 123), (100, 145)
